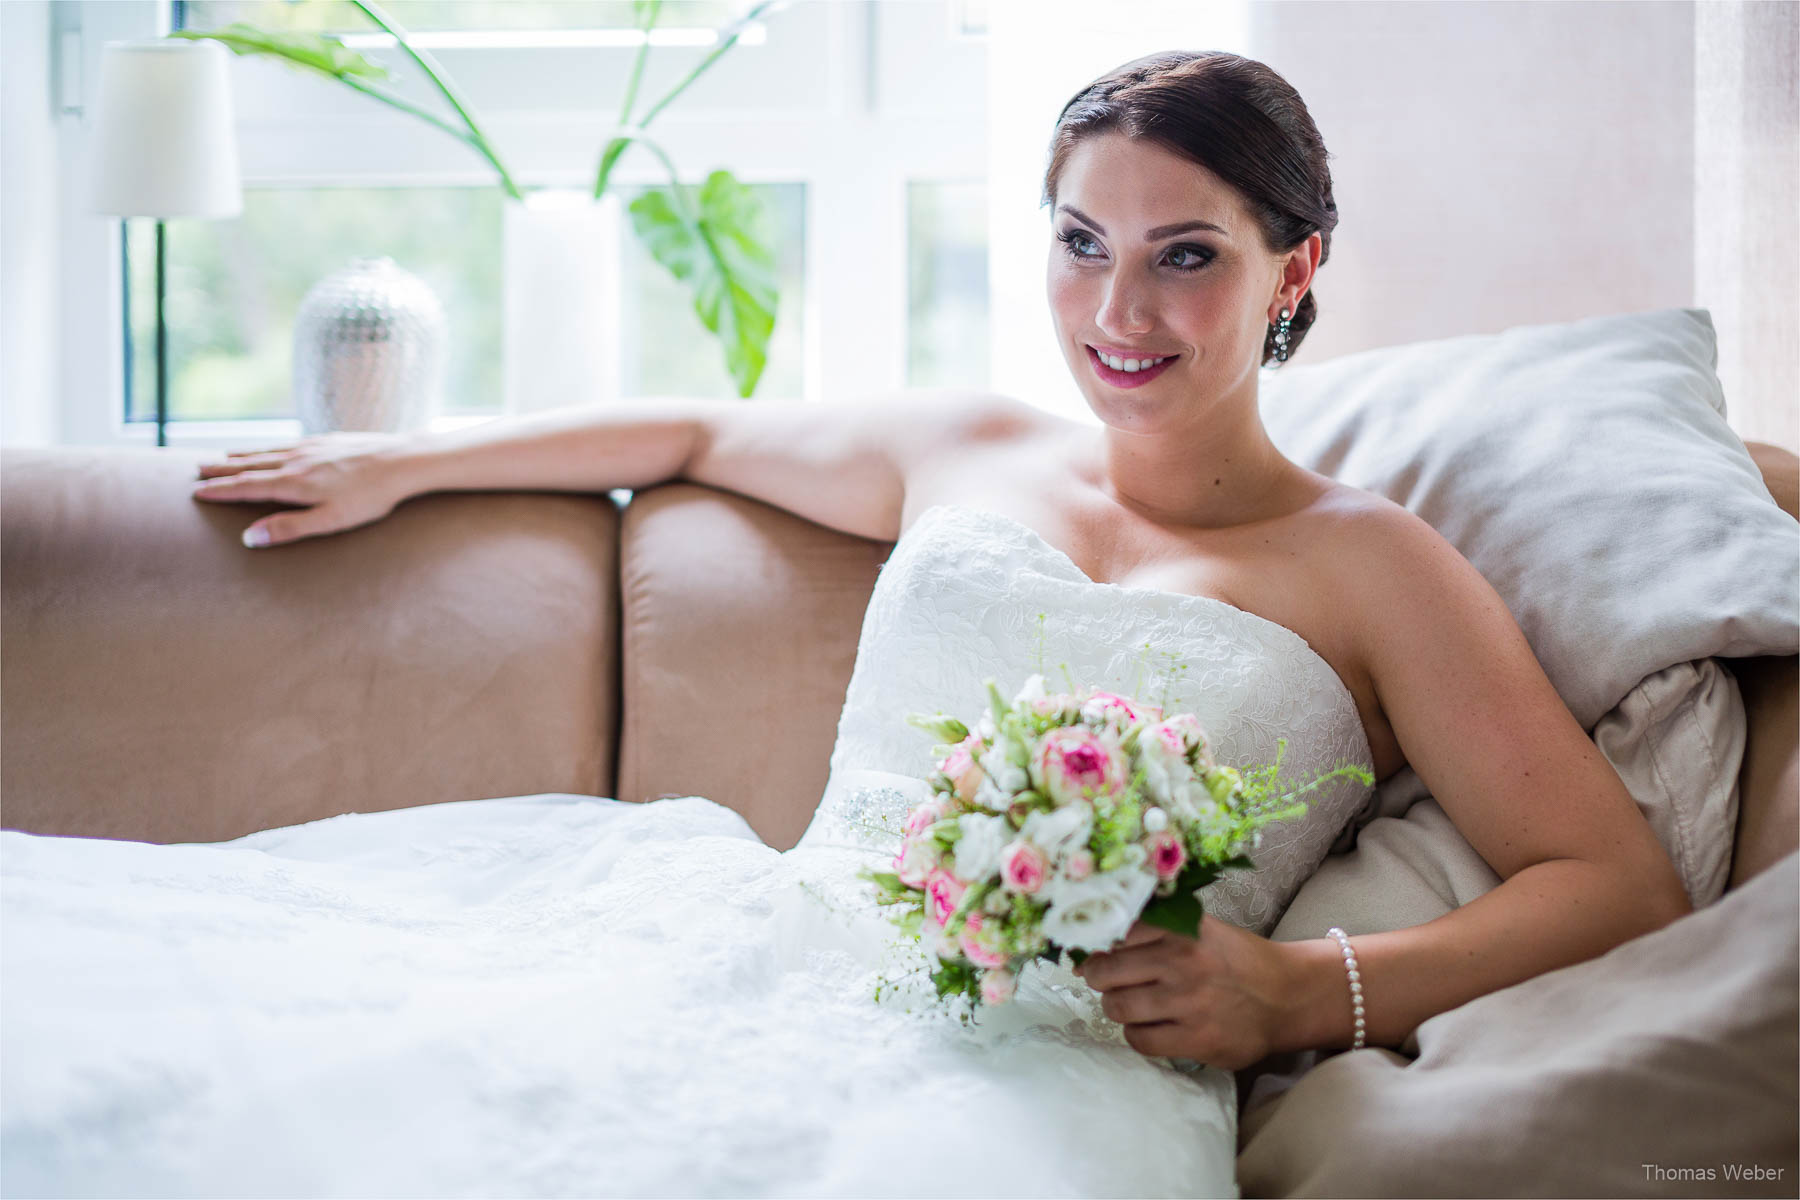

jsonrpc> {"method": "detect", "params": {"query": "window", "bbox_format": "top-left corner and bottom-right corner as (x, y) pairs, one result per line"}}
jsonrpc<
(67, 0), (987, 448)
(126, 186), (503, 423)
(907, 179), (988, 390)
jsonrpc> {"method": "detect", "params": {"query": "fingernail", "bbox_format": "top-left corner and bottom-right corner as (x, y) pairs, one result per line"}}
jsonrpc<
(242, 527), (269, 548)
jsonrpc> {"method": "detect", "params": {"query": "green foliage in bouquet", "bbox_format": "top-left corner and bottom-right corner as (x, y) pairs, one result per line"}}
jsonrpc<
(172, 0), (783, 397)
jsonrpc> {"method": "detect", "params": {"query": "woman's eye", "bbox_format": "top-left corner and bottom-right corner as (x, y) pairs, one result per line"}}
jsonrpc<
(1059, 230), (1100, 259)
(1166, 245), (1213, 271)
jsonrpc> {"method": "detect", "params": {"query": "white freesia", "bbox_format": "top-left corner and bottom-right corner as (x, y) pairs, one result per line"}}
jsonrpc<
(1012, 673), (1048, 707)
(953, 813), (1011, 880)
(973, 775), (1011, 813)
(979, 735), (1030, 794)
(1137, 731), (1218, 825)
(1041, 865), (1158, 953)
(1020, 804), (1093, 863)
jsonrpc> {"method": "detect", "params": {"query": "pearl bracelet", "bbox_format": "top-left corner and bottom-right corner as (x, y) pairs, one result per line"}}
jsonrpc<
(1325, 926), (1366, 1050)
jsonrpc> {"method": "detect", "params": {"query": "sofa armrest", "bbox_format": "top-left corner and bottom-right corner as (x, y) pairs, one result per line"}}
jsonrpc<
(1, 447), (623, 844)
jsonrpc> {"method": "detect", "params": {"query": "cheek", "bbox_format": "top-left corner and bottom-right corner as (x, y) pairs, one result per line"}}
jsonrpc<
(1045, 260), (1091, 322)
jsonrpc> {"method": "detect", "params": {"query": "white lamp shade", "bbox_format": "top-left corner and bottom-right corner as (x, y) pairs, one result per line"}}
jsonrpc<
(85, 39), (243, 220)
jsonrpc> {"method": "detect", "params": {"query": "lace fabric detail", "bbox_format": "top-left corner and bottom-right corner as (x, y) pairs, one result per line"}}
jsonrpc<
(796, 503), (1374, 938)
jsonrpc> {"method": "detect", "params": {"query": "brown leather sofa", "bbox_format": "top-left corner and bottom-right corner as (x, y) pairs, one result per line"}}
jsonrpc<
(3, 445), (1793, 877)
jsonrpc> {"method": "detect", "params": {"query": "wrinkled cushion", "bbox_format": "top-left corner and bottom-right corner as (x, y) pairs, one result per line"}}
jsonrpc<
(1238, 852), (1800, 1199)
(1262, 306), (1798, 730)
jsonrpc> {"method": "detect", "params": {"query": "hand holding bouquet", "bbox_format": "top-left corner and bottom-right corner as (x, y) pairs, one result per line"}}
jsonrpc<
(861, 674), (1373, 1009)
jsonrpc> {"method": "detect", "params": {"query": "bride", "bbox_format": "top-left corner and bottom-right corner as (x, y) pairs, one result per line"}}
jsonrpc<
(12, 50), (1691, 1198)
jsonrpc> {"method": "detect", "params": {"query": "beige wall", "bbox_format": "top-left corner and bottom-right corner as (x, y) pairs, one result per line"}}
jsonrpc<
(1249, 1), (1696, 359)
(990, 1), (1795, 452)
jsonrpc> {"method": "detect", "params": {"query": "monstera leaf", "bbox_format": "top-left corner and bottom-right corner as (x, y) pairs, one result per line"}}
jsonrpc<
(629, 170), (779, 398)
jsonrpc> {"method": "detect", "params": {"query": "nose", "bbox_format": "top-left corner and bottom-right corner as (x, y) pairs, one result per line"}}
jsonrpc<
(1095, 271), (1153, 339)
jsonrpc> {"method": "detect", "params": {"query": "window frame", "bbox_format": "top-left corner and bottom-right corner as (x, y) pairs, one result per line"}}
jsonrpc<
(51, 0), (985, 450)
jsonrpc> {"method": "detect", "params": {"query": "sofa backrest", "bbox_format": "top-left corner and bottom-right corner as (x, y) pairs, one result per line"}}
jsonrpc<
(3, 445), (1791, 882)
(1, 447), (622, 844)
(613, 483), (889, 850)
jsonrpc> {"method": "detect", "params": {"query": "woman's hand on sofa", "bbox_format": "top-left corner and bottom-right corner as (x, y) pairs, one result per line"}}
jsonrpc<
(190, 431), (418, 548)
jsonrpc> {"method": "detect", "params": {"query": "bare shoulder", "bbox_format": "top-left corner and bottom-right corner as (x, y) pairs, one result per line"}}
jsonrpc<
(1287, 480), (1515, 674)
(1320, 482), (1540, 703)
(1307, 480), (1453, 566)
(909, 390), (1053, 447)
(893, 391), (1064, 494)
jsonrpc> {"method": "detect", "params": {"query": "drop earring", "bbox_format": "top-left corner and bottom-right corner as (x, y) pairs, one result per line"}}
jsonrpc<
(1269, 306), (1293, 364)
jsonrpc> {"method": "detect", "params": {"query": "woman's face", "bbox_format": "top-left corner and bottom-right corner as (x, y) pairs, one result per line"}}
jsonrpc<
(1046, 132), (1285, 429)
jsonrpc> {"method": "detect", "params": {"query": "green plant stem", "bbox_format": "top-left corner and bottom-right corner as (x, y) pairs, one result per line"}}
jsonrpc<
(634, 0), (781, 129)
(336, 73), (477, 150)
(616, 0), (661, 127)
(592, 0), (780, 199)
(350, 0), (523, 201)
(627, 134), (700, 227)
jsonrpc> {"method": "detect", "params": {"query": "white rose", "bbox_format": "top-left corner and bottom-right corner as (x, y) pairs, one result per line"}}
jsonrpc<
(1041, 866), (1157, 953)
(1020, 804), (1093, 863)
(953, 813), (1011, 881)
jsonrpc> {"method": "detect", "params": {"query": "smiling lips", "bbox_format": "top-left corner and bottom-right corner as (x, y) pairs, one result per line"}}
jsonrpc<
(1086, 344), (1178, 388)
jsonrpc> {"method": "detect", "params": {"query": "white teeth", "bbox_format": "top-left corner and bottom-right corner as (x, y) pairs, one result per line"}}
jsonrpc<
(1096, 350), (1170, 373)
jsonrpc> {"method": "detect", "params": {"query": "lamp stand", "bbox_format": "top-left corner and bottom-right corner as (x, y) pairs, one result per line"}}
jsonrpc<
(155, 218), (168, 448)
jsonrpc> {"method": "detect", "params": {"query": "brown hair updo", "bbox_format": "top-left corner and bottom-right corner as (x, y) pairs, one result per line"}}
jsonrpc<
(1042, 51), (1338, 367)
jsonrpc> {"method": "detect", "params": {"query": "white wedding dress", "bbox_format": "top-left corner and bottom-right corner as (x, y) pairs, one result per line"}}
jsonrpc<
(0, 504), (1373, 1199)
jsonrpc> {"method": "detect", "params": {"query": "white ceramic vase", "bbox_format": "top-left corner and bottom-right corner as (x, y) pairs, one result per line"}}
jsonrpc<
(292, 256), (447, 434)
(502, 189), (624, 414)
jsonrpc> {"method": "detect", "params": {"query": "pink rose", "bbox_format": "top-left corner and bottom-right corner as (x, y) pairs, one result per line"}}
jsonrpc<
(1080, 690), (1162, 733)
(893, 837), (939, 887)
(1065, 850), (1094, 881)
(1147, 829), (1187, 879)
(1000, 840), (1048, 894)
(1152, 712), (1214, 769)
(980, 968), (1017, 1006)
(924, 868), (966, 928)
(958, 911), (1010, 969)
(903, 799), (947, 837)
(938, 734), (988, 803)
(1032, 727), (1127, 806)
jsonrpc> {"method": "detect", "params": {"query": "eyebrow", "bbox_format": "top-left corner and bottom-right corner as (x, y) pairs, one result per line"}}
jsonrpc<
(1056, 205), (1230, 240)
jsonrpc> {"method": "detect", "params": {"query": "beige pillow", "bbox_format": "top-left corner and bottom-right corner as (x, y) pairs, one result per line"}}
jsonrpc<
(1239, 851), (1800, 1198)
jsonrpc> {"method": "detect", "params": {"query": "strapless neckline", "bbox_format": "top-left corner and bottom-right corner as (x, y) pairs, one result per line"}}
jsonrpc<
(912, 502), (1360, 713)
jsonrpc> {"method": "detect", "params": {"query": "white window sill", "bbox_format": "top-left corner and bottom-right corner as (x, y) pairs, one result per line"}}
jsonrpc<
(112, 413), (502, 450)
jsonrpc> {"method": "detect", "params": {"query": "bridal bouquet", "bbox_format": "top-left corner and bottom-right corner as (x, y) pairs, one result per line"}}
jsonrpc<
(860, 674), (1373, 1009)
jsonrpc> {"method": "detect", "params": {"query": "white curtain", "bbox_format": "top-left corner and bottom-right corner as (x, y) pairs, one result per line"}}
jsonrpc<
(1695, 0), (1799, 454)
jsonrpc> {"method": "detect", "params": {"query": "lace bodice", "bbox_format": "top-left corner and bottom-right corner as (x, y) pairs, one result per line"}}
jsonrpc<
(796, 503), (1375, 937)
